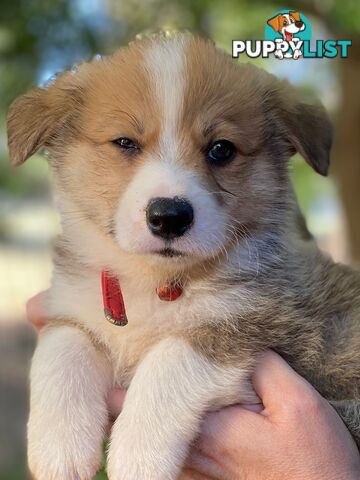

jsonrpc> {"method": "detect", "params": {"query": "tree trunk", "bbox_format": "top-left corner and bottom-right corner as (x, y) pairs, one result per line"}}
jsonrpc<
(333, 37), (360, 264)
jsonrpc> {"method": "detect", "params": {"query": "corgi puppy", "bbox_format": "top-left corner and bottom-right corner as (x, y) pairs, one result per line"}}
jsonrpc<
(7, 33), (360, 479)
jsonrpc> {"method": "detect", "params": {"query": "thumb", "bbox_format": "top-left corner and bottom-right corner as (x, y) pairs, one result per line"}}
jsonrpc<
(26, 290), (49, 331)
(252, 350), (316, 415)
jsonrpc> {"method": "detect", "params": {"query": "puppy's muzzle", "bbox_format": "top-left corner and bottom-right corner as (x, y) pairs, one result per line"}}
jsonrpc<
(146, 197), (194, 240)
(295, 21), (304, 28)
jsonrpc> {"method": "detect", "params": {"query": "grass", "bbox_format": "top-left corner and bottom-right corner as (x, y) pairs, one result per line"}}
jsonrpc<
(95, 469), (108, 479)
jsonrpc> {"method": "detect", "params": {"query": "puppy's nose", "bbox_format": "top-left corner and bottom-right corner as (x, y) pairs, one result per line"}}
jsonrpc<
(146, 197), (194, 240)
(295, 21), (304, 28)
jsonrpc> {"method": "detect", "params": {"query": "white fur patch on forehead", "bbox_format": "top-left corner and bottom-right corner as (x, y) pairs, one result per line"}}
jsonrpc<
(145, 36), (188, 162)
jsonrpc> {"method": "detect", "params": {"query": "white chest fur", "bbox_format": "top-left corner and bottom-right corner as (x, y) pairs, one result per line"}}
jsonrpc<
(47, 267), (236, 386)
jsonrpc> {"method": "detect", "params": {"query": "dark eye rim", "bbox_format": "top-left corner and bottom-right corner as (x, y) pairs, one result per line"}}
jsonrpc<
(206, 139), (237, 166)
(111, 137), (140, 152)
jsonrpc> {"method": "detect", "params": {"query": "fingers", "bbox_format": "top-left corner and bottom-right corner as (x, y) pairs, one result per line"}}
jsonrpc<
(200, 405), (259, 438)
(194, 352), (320, 460)
(26, 291), (49, 331)
(195, 404), (263, 458)
(179, 467), (216, 480)
(182, 457), (221, 480)
(107, 389), (126, 418)
(240, 403), (263, 413)
(252, 350), (317, 415)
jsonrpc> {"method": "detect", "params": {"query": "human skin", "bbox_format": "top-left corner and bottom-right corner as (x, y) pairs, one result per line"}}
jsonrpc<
(27, 293), (360, 480)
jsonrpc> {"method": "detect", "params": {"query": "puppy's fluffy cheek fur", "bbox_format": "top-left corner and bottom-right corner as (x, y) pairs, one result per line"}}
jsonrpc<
(53, 143), (133, 231)
(114, 160), (228, 257)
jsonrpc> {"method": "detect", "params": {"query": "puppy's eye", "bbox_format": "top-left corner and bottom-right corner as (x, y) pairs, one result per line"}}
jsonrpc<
(283, 20), (288, 25)
(112, 137), (139, 151)
(207, 140), (236, 166)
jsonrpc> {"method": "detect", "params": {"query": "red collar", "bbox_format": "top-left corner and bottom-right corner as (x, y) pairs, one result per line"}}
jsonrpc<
(101, 270), (183, 326)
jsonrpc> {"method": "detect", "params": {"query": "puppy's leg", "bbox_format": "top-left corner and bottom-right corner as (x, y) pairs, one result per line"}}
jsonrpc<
(107, 337), (256, 480)
(28, 325), (111, 480)
(330, 400), (360, 449)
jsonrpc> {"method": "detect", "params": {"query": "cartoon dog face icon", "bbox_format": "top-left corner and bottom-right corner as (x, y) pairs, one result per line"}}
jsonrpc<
(267, 11), (306, 59)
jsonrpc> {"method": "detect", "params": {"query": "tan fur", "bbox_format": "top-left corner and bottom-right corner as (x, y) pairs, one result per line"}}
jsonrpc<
(6, 33), (360, 479)
(267, 12), (302, 32)
(267, 14), (283, 32)
(291, 11), (301, 22)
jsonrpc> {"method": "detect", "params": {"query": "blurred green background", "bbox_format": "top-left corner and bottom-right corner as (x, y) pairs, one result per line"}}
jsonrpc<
(0, 0), (359, 478)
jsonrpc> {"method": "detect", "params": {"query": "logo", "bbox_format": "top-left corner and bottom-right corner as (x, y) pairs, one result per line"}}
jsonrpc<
(265, 10), (311, 59)
(232, 10), (351, 60)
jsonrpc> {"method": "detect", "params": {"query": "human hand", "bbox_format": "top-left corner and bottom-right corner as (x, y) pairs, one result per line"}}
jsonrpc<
(27, 294), (360, 480)
(181, 351), (360, 480)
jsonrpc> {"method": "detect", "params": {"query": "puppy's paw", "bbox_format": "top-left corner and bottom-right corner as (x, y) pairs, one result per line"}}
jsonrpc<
(107, 459), (166, 480)
(29, 457), (99, 480)
(107, 435), (178, 480)
(28, 441), (102, 480)
(107, 449), (159, 480)
(28, 415), (104, 480)
(275, 50), (284, 59)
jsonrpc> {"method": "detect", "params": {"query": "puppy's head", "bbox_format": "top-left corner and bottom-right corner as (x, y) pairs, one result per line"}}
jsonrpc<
(7, 34), (331, 273)
(268, 12), (305, 40)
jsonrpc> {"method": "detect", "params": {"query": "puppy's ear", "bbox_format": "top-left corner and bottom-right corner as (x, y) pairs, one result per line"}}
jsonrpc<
(290, 11), (301, 22)
(267, 15), (281, 32)
(281, 99), (332, 176)
(7, 77), (82, 166)
(263, 77), (332, 176)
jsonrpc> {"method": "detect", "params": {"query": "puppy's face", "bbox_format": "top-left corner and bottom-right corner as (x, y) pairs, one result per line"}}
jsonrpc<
(7, 34), (331, 272)
(280, 13), (305, 40)
(267, 12), (305, 41)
